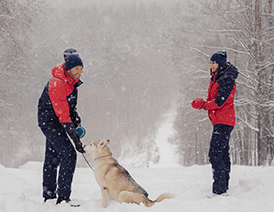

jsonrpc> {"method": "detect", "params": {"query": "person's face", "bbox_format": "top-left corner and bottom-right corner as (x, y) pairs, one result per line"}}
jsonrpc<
(210, 61), (219, 72)
(67, 66), (83, 81)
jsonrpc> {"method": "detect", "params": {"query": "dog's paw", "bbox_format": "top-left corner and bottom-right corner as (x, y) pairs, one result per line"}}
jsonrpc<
(102, 202), (107, 208)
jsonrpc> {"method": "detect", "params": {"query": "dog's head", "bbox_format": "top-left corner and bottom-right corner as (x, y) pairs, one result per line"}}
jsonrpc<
(84, 140), (111, 159)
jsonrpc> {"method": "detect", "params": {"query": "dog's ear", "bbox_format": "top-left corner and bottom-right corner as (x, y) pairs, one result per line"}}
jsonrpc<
(99, 140), (109, 147)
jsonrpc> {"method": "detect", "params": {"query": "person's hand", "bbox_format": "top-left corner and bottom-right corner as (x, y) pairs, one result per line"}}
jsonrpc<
(191, 98), (205, 110)
(71, 111), (81, 128)
(73, 136), (85, 153)
(200, 102), (208, 110)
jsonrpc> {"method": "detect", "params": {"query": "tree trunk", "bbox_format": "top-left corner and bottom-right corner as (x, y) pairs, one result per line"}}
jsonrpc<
(255, 0), (268, 166)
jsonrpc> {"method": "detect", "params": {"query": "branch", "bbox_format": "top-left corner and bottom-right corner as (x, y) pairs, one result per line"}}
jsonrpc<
(236, 80), (257, 91)
(0, 15), (15, 19)
(197, 44), (251, 56)
(261, 61), (274, 70)
(236, 112), (259, 132)
(5, 56), (22, 70)
(242, 104), (257, 120)
(265, 127), (274, 138)
(188, 47), (211, 57)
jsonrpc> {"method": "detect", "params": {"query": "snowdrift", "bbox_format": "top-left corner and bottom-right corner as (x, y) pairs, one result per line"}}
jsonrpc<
(1, 162), (274, 212)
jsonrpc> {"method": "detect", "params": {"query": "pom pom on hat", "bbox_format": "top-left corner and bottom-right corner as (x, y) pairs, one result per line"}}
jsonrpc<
(210, 50), (227, 67)
(64, 48), (79, 61)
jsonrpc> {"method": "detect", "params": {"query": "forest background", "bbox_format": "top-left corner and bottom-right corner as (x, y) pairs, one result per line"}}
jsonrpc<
(1, 0), (273, 168)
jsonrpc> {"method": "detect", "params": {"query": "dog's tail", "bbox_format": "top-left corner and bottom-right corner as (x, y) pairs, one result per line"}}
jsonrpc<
(144, 193), (175, 207)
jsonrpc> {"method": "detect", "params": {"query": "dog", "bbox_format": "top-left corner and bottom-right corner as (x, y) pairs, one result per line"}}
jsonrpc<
(84, 140), (175, 208)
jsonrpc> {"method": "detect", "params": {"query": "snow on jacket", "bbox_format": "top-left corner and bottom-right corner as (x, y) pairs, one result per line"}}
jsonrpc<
(38, 63), (82, 139)
(204, 63), (238, 126)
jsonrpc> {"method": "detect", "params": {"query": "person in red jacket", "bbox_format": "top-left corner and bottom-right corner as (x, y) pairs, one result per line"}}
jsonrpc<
(38, 48), (85, 205)
(191, 50), (238, 196)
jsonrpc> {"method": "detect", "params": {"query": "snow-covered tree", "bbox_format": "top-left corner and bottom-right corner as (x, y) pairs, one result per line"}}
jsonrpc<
(0, 0), (48, 166)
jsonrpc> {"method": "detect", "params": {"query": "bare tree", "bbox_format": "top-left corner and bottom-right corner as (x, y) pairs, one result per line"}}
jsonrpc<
(179, 0), (274, 166)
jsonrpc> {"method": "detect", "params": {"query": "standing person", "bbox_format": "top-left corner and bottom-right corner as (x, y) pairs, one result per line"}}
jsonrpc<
(38, 48), (85, 205)
(191, 50), (238, 196)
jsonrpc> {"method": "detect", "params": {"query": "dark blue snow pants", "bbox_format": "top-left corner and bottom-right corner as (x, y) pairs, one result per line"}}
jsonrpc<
(41, 127), (77, 199)
(209, 124), (234, 195)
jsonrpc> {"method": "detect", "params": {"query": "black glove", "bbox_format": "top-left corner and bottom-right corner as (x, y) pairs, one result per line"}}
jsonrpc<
(71, 111), (81, 128)
(73, 136), (85, 153)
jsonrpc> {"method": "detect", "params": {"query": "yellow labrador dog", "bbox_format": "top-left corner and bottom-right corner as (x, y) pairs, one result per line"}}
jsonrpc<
(84, 140), (175, 208)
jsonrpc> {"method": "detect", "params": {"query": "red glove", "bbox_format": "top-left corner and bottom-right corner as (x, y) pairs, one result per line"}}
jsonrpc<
(191, 98), (205, 110)
(201, 100), (219, 111)
(200, 102), (207, 110)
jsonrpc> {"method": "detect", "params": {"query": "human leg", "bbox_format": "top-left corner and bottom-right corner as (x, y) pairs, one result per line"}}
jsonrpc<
(222, 146), (230, 192)
(43, 138), (59, 199)
(57, 141), (77, 198)
(41, 127), (77, 199)
(208, 124), (233, 194)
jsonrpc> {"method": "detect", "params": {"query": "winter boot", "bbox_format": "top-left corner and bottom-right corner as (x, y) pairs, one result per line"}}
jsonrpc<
(56, 196), (71, 204)
(56, 196), (80, 207)
(44, 195), (57, 202)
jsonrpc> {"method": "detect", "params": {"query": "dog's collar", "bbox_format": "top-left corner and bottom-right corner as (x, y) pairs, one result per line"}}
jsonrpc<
(94, 155), (112, 161)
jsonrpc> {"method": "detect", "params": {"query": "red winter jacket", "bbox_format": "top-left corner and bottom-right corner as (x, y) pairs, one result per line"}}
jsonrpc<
(38, 63), (82, 139)
(204, 63), (238, 126)
(49, 63), (77, 123)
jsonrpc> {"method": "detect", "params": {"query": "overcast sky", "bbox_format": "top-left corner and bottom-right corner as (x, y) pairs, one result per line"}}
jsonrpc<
(47, 0), (189, 8)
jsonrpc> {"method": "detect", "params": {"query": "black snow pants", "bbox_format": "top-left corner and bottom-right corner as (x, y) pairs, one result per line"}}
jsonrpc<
(209, 124), (234, 195)
(41, 127), (77, 199)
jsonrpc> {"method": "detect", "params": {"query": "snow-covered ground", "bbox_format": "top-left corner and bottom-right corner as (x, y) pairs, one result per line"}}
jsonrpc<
(1, 161), (274, 212)
(151, 107), (178, 167)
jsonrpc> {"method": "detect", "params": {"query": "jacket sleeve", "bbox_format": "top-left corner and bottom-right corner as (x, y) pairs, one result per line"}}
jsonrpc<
(61, 123), (78, 139)
(49, 78), (78, 139)
(204, 75), (235, 110)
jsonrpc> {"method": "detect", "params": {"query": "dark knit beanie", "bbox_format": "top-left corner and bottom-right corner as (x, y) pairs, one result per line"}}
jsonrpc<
(210, 50), (227, 67)
(64, 48), (79, 61)
(64, 54), (83, 71)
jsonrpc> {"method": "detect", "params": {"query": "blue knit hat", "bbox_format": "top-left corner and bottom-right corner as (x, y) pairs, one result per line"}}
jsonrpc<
(210, 50), (227, 67)
(64, 49), (83, 71)
(64, 48), (79, 61)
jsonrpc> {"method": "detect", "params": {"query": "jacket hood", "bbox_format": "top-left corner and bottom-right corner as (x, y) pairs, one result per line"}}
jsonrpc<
(212, 62), (239, 81)
(223, 63), (238, 80)
(52, 63), (76, 85)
